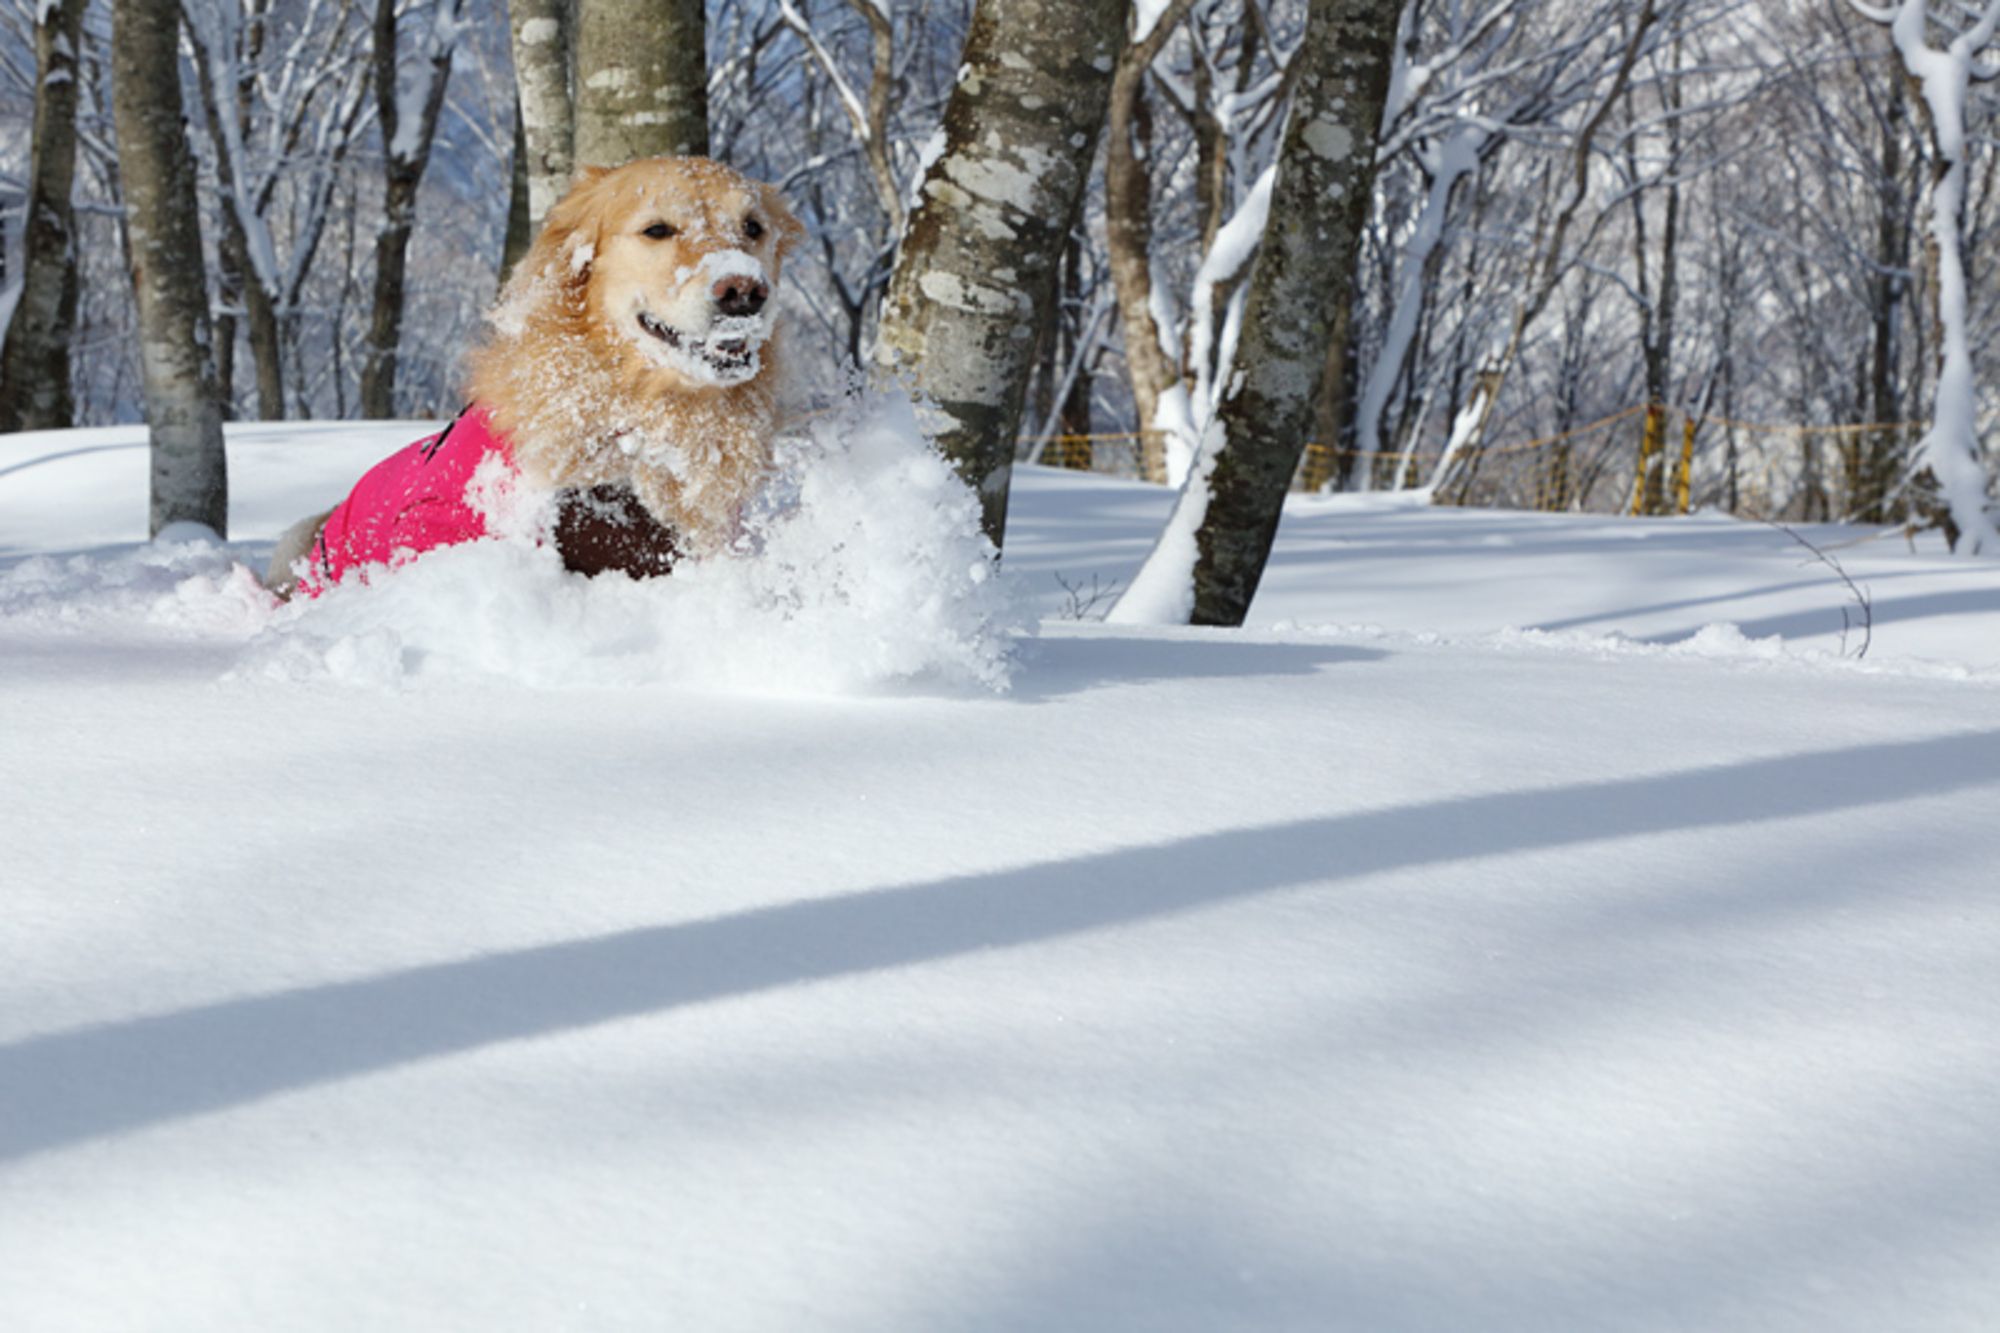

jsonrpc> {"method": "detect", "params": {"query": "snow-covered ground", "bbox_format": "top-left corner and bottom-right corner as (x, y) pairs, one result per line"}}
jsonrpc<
(4, 418), (2000, 1331)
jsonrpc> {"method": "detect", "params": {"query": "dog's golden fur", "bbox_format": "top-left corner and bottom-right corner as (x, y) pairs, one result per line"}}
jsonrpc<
(465, 156), (805, 555)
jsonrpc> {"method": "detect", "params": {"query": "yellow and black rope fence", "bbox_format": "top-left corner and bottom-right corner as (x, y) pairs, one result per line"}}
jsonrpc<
(1021, 406), (1953, 523)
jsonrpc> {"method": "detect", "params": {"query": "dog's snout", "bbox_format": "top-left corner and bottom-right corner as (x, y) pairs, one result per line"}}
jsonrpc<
(712, 274), (769, 318)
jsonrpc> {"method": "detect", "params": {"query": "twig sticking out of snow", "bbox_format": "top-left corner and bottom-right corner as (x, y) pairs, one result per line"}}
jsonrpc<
(1766, 521), (1873, 660)
(1053, 572), (1123, 621)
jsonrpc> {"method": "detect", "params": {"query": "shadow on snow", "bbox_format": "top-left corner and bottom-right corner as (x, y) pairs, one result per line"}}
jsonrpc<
(4, 727), (1998, 1162)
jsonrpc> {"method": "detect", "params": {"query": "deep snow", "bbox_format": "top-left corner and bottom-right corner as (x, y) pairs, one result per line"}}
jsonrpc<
(4, 418), (2000, 1331)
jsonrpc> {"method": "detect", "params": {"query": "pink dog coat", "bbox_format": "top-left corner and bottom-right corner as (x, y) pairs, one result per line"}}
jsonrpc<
(292, 406), (683, 596)
(293, 407), (510, 598)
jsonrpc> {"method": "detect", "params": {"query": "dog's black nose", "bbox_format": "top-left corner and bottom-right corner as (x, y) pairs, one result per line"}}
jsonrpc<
(713, 275), (769, 318)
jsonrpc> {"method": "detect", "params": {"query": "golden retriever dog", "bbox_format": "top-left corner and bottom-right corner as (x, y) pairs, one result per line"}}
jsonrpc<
(270, 156), (805, 597)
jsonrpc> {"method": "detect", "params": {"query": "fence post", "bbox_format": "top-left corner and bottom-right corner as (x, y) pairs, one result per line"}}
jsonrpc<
(1629, 403), (1664, 515)
(1674, 413), (1697, 514)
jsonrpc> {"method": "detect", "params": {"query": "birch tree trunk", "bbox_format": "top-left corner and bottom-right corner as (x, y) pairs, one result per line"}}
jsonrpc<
(1178, 0), (1400, 626)
(0, 0), (88, 432)
(573, 0), (707, 165)
(111, 0), (228, 536)
(360, 0), (459, 419)
(510, 0), (575, 237)
(873, 0), (1125, 547)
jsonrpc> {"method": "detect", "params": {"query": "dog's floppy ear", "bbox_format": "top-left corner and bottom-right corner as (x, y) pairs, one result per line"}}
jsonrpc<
(529, 165), (614, 285)
(760, 183), (807, 263)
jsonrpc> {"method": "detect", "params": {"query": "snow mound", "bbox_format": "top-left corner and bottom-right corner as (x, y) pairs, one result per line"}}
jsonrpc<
(233, 388), (1027, 694)
(0, 535), (272, 640)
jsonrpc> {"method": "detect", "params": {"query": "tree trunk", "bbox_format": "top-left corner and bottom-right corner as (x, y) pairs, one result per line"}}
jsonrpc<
(1626, 31), (1682, 518)
(187, 13), (287, 420)
(112, 0), (228, 537)
(504, 106), (535, 279)
(1859, 66), (1911, 522)
(573, 0), (707, 166)
(0, 0), (87, 433)
(873, 0), (1126, 547)
(1308, 279), (1356, 490)
(1180, 0), (1400, 625)
(510, 0), (575, 238)
(360, 0), (459, 419)
(1350, 125), (1491, 489)
(1853, 0), (1999, 551)
(1105, 0), (1194, 482)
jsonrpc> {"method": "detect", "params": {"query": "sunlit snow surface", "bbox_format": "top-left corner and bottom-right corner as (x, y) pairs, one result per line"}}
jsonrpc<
(5, 415), (2000, 1331)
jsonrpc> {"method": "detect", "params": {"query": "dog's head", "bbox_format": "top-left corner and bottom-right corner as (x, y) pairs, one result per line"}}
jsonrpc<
(525, 156), (805, 392)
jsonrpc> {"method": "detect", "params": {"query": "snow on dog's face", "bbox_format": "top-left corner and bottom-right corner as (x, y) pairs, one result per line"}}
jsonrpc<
(535, 157), (804, 392)
(467, 157), (807, 553)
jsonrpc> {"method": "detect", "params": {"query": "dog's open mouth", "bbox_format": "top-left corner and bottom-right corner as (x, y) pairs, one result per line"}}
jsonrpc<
(637, 311), (758, 379)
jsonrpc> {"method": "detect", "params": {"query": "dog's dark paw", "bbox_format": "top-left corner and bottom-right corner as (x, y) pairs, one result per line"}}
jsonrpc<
(553, 485), (680, 579)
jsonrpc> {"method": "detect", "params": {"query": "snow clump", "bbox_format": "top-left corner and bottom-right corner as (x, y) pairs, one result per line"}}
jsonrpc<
(0, 531), (271, 640)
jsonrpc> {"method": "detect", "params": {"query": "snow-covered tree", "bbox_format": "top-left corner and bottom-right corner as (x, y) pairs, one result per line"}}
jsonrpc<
(712, 0), (968, 369)
(1101, 0), (1301, 487)
(1417, 0), (1665, 501)
(1850, 0), (2000, 552)
(1748, 4), (1924, 521)
(1112, 0), (1401, 625)
(1345, 0), (1639, 491)
(1102, 0), (1194, 482)
(182, 0), (377, 421)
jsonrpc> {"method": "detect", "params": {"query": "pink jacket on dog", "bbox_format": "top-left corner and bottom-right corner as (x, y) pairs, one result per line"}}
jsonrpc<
(288, 406), (684, 596)
(293, 408), (509, 598)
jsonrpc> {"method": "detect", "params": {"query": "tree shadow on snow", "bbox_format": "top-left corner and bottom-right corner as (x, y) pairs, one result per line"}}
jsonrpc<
(3, 727), (1998, 1163)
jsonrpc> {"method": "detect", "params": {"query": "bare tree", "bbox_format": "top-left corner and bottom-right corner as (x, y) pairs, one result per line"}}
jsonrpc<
(1103, 0), (1195, 480)
(359, 0), (461, 418)
(775, 0), (901, 226)
(1112, 0), (1401, 625)
(1345, 0), (1610, 490)
(1098, 1), (1301, 489)
(1851, 34), (1918, 521)
(1850, 0), (2000, 552)
(1422, 0), (1664, 497)
(111, 0), (228, 535)
(0, 0), (88, 431)
(872, 0), (1126, 546)
(171, 0), (380, 423)
(716, 0), (969, 369)
(184, 0), (284, 419)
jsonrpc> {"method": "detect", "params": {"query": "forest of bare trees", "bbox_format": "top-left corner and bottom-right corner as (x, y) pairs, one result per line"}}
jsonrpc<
(3, 0), (2000, 559)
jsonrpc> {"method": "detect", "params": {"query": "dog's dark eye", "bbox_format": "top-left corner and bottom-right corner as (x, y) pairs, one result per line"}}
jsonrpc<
(744, 217), (765, 241)
(642, 221), (677, 240)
